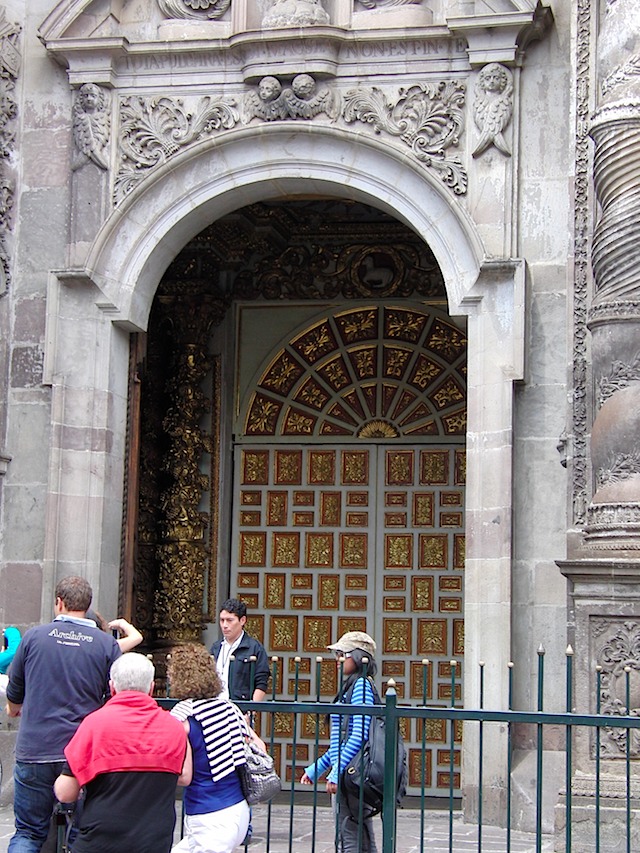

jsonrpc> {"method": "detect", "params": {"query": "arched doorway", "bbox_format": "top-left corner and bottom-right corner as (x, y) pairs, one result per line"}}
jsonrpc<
(47, 126), (520, 809)
(126, 199), (467, 796)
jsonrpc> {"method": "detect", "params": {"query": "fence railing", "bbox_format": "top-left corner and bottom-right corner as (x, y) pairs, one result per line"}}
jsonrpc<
(159, 648), (640, 853)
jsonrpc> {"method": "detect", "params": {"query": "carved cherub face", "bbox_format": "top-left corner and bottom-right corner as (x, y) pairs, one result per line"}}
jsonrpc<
(479, 64), (507, 94)
(258, 76), (281, 102)
(79, 83), (101, 111)
(292, 74), (315, 99)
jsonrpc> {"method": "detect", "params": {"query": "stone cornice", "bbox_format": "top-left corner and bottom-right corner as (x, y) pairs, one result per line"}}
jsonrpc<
(39, 26), (473, 86)
(557, 558), (640, 584)
(448, 4), (553, 67)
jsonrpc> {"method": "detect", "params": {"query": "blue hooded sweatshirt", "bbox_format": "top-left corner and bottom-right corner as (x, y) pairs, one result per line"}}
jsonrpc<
(0, 626), (21, 674)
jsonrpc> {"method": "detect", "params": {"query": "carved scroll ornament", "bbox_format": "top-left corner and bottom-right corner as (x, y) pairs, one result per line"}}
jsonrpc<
(342, 80), (467, 194)
(157, 0), (231, 18)
(115, 77), (467, 203)
(594, 617), (640, 756)
(116, 95), (239, 201)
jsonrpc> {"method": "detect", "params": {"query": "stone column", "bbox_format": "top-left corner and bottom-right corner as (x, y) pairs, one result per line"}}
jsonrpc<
(557, 4), (640, 850)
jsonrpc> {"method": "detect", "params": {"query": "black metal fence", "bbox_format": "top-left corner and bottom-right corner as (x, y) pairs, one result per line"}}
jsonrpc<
(160, 648), (640, 853)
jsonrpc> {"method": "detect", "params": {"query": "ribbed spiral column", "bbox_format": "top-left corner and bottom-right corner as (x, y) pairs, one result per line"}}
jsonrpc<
(586, 103), (640, 547)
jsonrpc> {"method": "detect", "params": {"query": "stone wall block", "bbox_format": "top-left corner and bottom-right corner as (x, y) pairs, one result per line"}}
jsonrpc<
(0, 562), (43, 626)
(13, 296), (46, 343)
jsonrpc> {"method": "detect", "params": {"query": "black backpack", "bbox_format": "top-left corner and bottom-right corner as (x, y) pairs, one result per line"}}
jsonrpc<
(340, 677), (407, 817)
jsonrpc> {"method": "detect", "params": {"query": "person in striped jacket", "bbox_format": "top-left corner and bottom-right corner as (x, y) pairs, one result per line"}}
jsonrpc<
(168, 643), (266, 853)
(301, 631), (379, 853)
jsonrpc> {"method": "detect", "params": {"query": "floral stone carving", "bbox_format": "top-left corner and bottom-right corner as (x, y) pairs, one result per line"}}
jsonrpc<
(116, 94), (240, 202)
(115, 78), (467, 204)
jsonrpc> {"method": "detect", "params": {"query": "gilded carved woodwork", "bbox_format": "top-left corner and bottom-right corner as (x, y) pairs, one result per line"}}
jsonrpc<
(244, 306), (466, 439)
(153, 296), (227, 643)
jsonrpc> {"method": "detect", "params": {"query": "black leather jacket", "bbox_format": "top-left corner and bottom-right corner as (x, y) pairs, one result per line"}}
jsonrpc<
(210, 632), (270, 701)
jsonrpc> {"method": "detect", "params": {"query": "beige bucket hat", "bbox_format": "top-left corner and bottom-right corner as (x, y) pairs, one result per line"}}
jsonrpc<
(327, 631), (376, 658)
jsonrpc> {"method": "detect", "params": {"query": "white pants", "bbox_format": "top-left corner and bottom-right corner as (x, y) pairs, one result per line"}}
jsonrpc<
(171, 800), (250, 853)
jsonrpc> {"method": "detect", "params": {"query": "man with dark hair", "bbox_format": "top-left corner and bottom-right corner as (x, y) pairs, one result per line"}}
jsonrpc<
(54, 653), (189, 853)
(210, 598), (270, 702)
(6, 576), (121, 853)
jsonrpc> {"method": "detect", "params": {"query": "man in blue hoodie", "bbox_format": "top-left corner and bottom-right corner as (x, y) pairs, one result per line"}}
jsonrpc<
(5, 576), (121, 853)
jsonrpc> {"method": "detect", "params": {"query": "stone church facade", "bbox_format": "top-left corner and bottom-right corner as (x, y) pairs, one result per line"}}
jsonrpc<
(1, 0), (639, 841)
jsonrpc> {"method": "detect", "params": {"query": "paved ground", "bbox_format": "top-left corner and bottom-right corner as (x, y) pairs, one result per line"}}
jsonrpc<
(0, 797), (554, 852)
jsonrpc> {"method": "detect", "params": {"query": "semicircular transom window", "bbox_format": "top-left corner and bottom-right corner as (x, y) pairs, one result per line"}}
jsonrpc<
(242, 305), (467, 440)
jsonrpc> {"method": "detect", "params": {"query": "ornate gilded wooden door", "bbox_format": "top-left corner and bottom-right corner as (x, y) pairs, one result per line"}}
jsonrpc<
(230, 442), (464, 797)
(231, 302), (466, 796)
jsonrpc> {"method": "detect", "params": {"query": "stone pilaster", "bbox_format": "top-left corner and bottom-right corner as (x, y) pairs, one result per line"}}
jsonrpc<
(558, 4), (640, 847)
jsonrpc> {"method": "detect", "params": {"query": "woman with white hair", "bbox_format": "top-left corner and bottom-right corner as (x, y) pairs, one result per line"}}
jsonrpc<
(54, 653), (189, 853)
(301, 631), (379, 853)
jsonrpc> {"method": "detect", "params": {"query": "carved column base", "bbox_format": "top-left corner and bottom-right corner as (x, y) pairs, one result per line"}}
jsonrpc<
(556, 560), (640, 851)
(585, 502), (640, 551)
(555, 773), (640, 853)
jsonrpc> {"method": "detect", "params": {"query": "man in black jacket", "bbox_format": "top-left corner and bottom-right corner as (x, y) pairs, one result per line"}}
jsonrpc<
(210, 598), (270, 702)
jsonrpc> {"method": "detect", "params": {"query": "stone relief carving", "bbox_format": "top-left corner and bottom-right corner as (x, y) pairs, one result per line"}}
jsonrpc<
(594, 617), (640, 757)
(72, 83), (110, 171)
(602, 54), (640, 97)
(262, 0), (330, 28)
(0, 9), (20, 297)
(116, 95), (239, 201)
(115, 78), (467, 203)
(243, 74), (339, 122)
(357, 0), (422, 6)
(157, 0), (231, 19)
(342, 80), (467, 194)
(570, 0), (592, 525)
(597, 354), (640, 408)
(596, 452), (640, 489)
(472, 62), (513, 158)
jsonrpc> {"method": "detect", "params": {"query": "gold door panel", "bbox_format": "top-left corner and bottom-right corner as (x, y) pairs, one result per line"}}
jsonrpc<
(231, 443), (464, 797)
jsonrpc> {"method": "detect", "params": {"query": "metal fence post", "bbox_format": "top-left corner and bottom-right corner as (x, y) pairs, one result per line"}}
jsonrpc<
(382, 681), (399, 853)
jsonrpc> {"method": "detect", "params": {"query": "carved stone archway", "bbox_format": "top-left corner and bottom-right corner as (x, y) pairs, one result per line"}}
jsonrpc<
(45, 126), (523, 817)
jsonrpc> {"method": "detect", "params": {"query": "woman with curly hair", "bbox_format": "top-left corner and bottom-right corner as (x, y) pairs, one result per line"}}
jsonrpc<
(167, 643), (265, 853)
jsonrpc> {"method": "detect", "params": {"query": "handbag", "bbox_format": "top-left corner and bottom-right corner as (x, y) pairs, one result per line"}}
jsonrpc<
(340, 679), (407, 817)
(238, 741), (281, 805)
